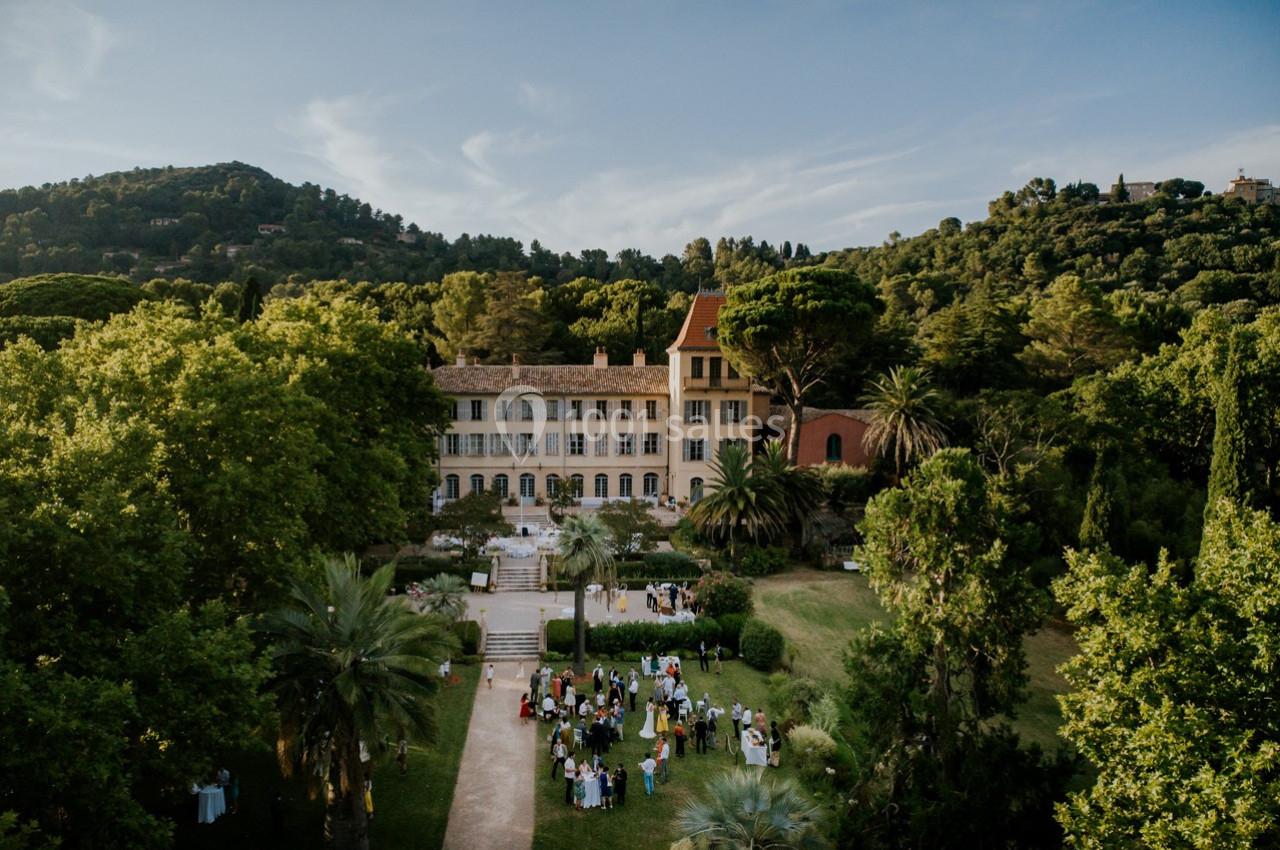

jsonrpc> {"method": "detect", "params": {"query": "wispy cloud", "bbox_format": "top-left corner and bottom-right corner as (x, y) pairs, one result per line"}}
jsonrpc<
(298, 95), (395, 200)
(517, 81), (571, 117)
(291, 95), (963, 253)
(1, 1), (116, 101)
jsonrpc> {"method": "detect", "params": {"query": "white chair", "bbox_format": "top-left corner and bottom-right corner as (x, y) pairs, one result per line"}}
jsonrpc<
(573, 727), (584, 750)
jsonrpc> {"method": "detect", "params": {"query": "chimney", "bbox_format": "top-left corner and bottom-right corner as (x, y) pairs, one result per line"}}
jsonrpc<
(632, 349), (646, 367)
(593, 347), (608, 369)
(455, 351), (467, 367)
(511, 353), (521, 379)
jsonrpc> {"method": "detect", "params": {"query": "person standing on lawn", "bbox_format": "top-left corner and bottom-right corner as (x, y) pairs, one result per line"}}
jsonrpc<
(674, 721), (687, 757)
(769, 720), (783, 767)
(563, 754), (577, 805)
(714, 642), (723, 675)
(694, 713), (708, 754)
(655, 735), (669, 783)
(698, 640), (709, 672)
(552, 740), (568, 779)
(628, 669), (639, 711)
(592, 663), (604, 694)
(613, 765), (628, 806)
(530, 670), (540, 702)
(639, 754), (656, 796)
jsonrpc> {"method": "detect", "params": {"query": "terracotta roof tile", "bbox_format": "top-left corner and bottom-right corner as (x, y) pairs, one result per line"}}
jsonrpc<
(431, 364), (670, 395)
(770, 405), (874, 427)
(670, 291), (726, 350)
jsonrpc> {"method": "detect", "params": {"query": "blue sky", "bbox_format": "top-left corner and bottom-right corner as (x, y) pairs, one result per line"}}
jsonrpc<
(1, 0), (1277, 255)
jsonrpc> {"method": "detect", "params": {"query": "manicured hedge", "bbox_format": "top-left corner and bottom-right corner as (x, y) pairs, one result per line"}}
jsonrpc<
(545, 616), (732, 657)
(546, 619), (576, 654)
(363, 554), (490, 586)
(738, 545), (788, 577)
(642, 550), (701, 577)
(717, 613), (749, 653)
(451, 620), (482, 655)
(740, 618), (785, 670)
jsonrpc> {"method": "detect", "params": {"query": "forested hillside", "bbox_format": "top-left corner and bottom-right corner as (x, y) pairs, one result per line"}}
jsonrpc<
(0, 162), (809, 288)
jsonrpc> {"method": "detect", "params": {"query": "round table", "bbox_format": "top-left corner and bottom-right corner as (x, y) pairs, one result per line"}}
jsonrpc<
(196, 785), (226, 823)
(741, 732), (768, 767)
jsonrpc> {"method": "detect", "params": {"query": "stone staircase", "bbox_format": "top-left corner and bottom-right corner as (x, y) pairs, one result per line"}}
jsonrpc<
(496, 558), (541, 591)
(483, 630), (540, 660)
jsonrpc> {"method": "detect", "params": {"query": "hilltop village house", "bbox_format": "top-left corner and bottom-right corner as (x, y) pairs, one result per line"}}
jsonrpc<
(430, 292), (869, 509)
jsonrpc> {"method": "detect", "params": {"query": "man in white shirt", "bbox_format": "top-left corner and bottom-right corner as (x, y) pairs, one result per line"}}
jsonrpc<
(563, 755), (577, 804)
(731, 699), (743, 739)
(542, 694), (556, 720)
(551, 740), (568, 779)
(638, 753), (657, 795)
(628, 670), (640, 711)
(578, 699), (591, 718)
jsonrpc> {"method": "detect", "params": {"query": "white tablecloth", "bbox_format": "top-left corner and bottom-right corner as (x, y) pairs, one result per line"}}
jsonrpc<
(658, 611), (695, 624)
(196, 785), (226, 823)
(742, 733), (768, 767)
(583, 772), (602, 808)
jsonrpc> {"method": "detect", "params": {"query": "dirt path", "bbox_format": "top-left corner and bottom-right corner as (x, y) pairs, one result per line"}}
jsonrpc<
(442, 661), (536, 850)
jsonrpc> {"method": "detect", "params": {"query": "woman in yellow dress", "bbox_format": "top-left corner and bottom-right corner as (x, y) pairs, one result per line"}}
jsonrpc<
(656, 704), (670, 734)
(617, 589), (628, 614)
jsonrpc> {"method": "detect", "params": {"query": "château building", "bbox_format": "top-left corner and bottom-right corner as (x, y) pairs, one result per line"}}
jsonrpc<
(1223, 172), (1277, 204)
(430, 291), (771, 507)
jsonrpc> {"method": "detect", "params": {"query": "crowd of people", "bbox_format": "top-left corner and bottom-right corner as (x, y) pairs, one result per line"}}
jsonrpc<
(519, 650), (783, 814)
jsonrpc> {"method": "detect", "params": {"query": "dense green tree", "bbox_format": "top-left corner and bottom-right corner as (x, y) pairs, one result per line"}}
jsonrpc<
(1020, 274), (1132, 383)
(1055, 502), (1280, 847)
(429, 491), (512, 558)
(1111, 173), (1130, 202)
(596, 498), (662, 559)
(262, 557), (457, 850)
(1205, 328), (1260, 517)
(429, 271), (488, 360)
(848, 449), (1056, 846)
(717, 267), (880, 462)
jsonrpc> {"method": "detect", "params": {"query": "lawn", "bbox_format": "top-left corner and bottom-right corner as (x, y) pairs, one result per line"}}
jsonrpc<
(531, 659), (809, 850)
(173, 663), (480, 850)
(754, 569), (1077, 751)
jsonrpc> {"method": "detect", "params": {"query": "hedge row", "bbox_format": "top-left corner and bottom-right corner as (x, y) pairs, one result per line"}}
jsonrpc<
(362, 554), (491, 585)
(545, 617), (731, 657)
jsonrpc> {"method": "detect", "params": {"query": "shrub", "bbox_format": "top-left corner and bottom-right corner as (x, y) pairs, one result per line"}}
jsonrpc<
(738, 545), (788, 577)
(717, 613), (749, 652)
(642, 550), (701, 577)
(739, 618), (785, 670)
(546, 619), (575, 654)
(450, 620), (481, 655)
(816, 463), (874, 512)
(768, 674), (827, 726)
(787, 724), (838, 777)
(808, 694), (841, 736)
(695, 571), (753, 619)
(588, 618), (721, 656)
(541, 651), (570, 664)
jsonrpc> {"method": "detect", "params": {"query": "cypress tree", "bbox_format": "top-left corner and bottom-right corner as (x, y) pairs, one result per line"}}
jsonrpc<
(1111, 173), (1129, 203)
(1079, 446), (1115, 550)
(1205, 331), (1254, 520)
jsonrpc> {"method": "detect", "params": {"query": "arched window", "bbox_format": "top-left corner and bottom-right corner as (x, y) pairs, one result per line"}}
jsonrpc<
(690, 477), (704, 503)
(469, 474), (484, 494)
(569, 474), (584, 497)
(594, 473), (609, 498)
(546, 474), (561, 496)
(826, 433), (843, 463)
(643, 472), (660, 498)
(619, 473), (633, 498)
(444, 474), (460, 500)
(519, 473), (535, 498)
(493, 474), (509, 497)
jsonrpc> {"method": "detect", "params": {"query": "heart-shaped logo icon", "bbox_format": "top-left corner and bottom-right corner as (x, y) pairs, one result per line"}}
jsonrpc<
(493, 384), (547, 465)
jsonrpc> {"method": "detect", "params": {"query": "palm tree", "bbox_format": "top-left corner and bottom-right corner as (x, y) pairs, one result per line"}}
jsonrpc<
(677, 769), (830, 850)
(260, 555), (458, 850)
(688, 442), (784, 569)
(860, 366), (947, 482)
(552, 514), (615, 675)
(420, 573), (468, 621)
(754, 440), (822, 544)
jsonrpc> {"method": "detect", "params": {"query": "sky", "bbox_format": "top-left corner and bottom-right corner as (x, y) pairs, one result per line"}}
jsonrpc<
(0, 0), (1277, 256)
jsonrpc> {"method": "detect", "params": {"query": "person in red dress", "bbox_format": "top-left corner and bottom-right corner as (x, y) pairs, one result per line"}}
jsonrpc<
(519, 693), (534, 725)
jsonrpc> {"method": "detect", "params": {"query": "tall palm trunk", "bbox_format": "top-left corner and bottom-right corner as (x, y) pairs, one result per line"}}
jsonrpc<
(573, 578), (586, 675)
(328, 744), (370, 850)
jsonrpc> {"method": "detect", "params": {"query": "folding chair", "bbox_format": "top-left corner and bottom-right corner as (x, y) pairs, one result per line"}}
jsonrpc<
(573, 727), (584, 751)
